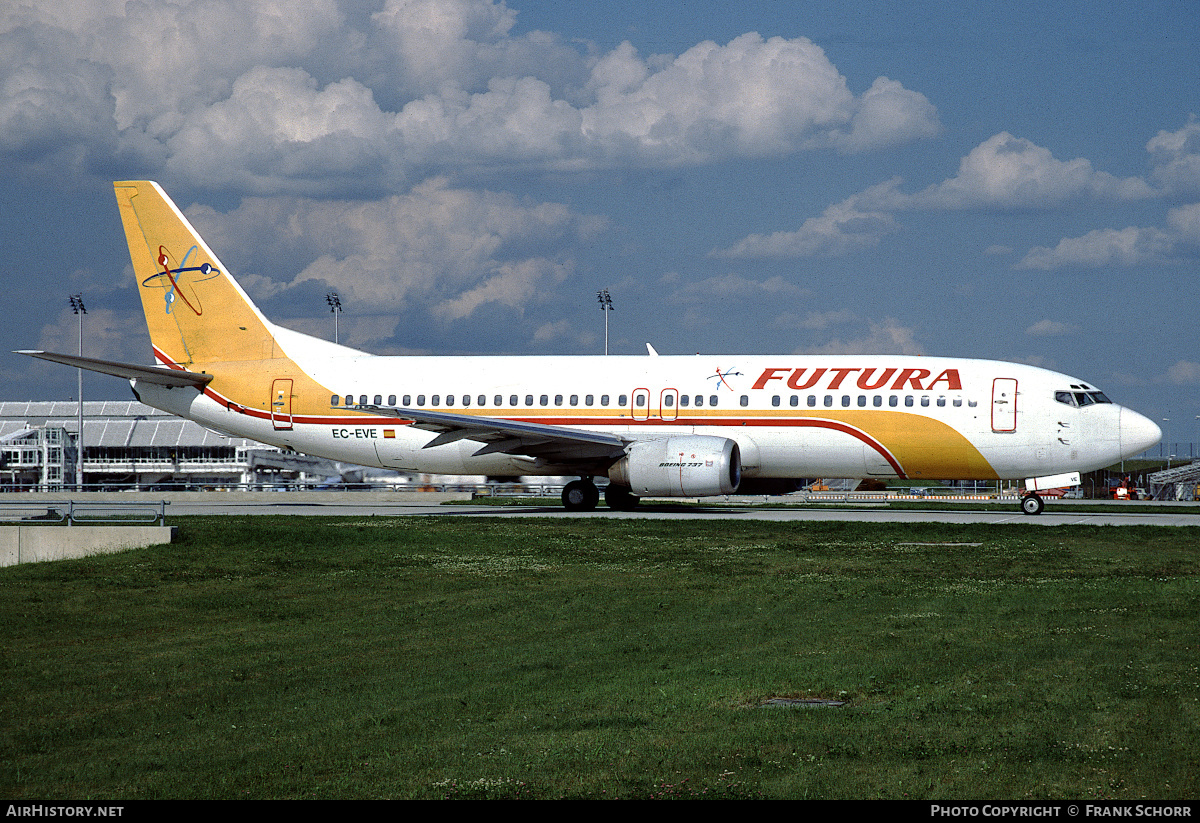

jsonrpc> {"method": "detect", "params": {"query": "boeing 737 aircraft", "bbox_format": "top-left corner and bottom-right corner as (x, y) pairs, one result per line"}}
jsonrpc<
(21, 181), (1161, 513)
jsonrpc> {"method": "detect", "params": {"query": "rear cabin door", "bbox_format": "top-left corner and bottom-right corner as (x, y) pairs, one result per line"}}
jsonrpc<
(271, 378), (294, 430)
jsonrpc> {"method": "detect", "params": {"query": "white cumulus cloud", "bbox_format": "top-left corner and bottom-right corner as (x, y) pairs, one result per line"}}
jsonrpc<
(0, 1), (941, 190)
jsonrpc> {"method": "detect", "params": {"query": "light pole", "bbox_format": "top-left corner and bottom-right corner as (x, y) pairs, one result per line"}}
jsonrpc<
(597, 289), (613, 355)
(326, 292), (342, 344)
(69, 294), (86, 490)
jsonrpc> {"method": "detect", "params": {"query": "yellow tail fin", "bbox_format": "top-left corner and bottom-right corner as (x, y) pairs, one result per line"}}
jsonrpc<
(113, 181), (276, 369)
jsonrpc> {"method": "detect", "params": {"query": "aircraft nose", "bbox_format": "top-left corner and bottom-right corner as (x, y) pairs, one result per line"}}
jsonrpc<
(1120, 408), (1162, 458)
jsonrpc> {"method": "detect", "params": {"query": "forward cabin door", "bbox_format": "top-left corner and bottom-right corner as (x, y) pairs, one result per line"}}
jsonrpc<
(991, 378), (1017, 433)
(271, 378), (294, 431)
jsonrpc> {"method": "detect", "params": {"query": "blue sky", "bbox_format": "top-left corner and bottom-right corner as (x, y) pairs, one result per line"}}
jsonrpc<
(2, 1), (1198, 450)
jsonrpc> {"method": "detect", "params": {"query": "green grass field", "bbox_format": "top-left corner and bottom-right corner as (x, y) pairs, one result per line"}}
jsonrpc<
(2, 516), (1197, 799)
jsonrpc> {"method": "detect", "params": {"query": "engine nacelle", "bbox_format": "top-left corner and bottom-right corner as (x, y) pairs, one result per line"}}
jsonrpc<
(608, 436), (741, 497)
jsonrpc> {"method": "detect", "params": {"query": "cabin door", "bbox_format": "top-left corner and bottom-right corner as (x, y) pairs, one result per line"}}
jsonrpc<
(991, 378), (1017, 433)
(271, 378), (294, 430)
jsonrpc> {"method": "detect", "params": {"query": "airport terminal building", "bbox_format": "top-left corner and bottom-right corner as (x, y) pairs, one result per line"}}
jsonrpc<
(0, 400), (340, 491)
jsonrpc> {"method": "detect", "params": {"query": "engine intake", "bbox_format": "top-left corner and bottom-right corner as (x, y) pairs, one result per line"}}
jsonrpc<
(608, 436), (741, 497)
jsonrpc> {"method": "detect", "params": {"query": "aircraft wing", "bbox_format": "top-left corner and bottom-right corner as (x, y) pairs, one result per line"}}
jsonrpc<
(17, 350), (213, 389)
(352, 404), (629, 462)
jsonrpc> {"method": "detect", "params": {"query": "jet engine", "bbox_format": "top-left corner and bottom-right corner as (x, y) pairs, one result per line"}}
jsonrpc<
(608, 436), (741, 497)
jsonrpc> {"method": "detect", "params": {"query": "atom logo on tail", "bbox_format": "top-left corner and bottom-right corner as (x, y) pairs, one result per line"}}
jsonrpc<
(141, 244), (221, 316)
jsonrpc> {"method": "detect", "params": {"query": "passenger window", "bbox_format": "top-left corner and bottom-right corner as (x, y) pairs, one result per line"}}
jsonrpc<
(694, 395), (704, 407)
(920, 396), (929, 407)
(937, 397), (946, 407)
(873, 396), (883, 407)
(331, 395), (339, 406)
(790, 395), (799, 407)
(635, 394), (645, 407)
(808, 395), (817, 407)
(462, 395), (470, 407)
(388, 395), (397, 406)
(771, 395), (780, 407)
(539, 395), (548, 406)
(570, 395), (578, 406)
(664, 395), (674, 407)
(679, 395), (689, 407)
(889, 395), (898, 407)
(432, 395), (440, 406)
(824, 395), (834, 407)
(601, 395), (610, 406)
(709, 395), (718, 406)
(842, 395), (851, 407)
(403, 395), (411, 405)
(417, 395), (426, 406)
(509, 395), (517, 406)
(554, 395), (563, 406)
(478, 395), (486, 406)
(857, 395), (867, 407)
(585, 394), (594, 406)
(446, 395), (454, 406)
(525, 395), (533, 406)
(374, 395), (383, 405)
(619, 395), (628, 405)
(359, 395), (367, 405)
(904, 396), (913, 407)
(740, 395), (749, 407)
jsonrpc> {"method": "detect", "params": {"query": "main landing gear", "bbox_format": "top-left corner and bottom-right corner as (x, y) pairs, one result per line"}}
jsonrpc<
(561, 478), (600, 511)
(560, 478), (640, 512)
(1020, 493), (1045, 515)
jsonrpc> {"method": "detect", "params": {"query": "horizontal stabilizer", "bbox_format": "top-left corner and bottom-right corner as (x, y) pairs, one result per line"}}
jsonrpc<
(16, 350), (213, 389)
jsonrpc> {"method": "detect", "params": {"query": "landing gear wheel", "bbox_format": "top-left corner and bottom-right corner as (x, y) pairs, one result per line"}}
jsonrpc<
(1020, 493), (1045, 515)
(562, 479), (600, 512)
(604, 484), (641, 511)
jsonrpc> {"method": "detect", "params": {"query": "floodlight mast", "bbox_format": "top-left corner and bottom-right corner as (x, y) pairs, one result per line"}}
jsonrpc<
(597, 289), (613, 355)
(326, 292), (343, 344)
(69, 294), (87, 489)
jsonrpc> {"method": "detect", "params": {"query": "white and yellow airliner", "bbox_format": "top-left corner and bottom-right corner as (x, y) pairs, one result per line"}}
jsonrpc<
(22, 181), (1161, 513)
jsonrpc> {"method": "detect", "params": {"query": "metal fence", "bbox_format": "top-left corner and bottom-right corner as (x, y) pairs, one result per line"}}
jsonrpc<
(0, 500), (170, 526)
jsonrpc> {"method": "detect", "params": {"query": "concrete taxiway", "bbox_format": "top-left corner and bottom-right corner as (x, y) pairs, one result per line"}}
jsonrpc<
(3, 492), (1196, 527)
(138, 494), (1200, 526)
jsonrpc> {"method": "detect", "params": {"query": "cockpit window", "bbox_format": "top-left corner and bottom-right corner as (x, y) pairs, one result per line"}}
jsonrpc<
(1056, 390), (1112, 407)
